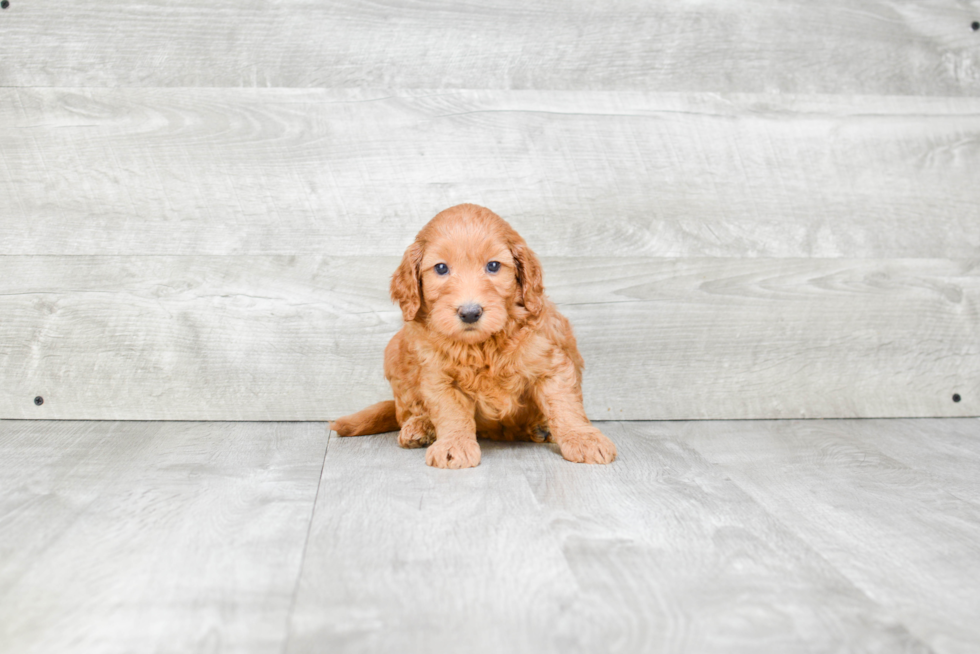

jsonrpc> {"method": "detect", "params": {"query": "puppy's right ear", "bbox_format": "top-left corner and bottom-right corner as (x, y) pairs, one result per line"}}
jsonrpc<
(390, 241), (424, 321)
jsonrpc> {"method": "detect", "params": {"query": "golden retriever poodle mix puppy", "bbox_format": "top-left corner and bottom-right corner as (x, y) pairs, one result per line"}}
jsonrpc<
(330, 204), (617, 469)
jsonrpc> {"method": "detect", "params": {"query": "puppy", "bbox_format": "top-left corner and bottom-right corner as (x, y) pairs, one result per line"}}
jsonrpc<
(330, 204), (616, 469)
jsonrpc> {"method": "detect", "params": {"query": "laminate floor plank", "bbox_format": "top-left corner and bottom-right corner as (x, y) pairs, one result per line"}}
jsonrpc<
(287, 422), (932, 653)
(678, 418), (980, 654)
(0, 420), (327, 654)
(516, 422), (928, 654)
(284, 432), (582, 654)
(841, 419), (980, 507)
(4, 419), (978, 653)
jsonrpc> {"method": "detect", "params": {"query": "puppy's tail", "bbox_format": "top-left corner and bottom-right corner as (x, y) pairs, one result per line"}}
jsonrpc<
(329, 400), (400, 437)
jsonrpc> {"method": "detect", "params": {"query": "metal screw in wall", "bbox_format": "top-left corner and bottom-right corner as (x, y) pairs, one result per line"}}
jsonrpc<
(34, 396), (44, 406)
(973, 21), (980, 31)
(0, 2), (9, 10)
(953, 393), (962, 403)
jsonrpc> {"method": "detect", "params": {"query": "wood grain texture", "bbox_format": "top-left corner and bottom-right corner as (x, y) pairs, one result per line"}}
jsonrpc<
(286, 423), (932, 653)
(3, 89), (980, 258)
(3, 419), (978, 652)
(842, 418), (980, 506)
(1, 0), (979, 93)
(0, 420), (327, 654)
(678, 418), (980, 654)
(285, 432), (580, 654)
(1, 255), (976, 420)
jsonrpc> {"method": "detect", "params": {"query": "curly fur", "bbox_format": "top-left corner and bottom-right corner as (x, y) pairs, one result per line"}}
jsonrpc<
(330, 204), (616, 469)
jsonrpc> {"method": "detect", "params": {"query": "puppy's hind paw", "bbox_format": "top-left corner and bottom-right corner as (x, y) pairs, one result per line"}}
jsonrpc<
(558, 427), (617, 464)
(425, 438), (481, 469)
(530, 425), (551, 443)
(398, 417), (435, 449)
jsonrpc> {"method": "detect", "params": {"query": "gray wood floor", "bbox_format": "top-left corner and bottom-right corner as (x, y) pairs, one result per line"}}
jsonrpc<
(3, 418), (979, 654)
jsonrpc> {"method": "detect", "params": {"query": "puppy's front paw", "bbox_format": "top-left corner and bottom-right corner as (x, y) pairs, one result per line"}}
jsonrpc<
(398, 416), (435, 449)
(425, 438), (481, 469)
(558, 427), (617, 464)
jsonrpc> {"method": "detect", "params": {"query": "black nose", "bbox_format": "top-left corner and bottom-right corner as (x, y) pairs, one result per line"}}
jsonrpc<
(457, 303), (483, 324)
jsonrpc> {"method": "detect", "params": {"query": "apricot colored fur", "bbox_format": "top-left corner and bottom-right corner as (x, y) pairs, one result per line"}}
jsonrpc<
(330, 204), (616, 469)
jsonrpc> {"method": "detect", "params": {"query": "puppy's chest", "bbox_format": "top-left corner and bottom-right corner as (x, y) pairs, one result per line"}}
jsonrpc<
(451, 356), (527, 415)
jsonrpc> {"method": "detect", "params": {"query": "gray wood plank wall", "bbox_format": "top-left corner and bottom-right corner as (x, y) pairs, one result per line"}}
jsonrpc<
(2, 256), (976, 420)
(2, 1), (979, 94)
(1, 1), (978, 420)
(3, 91), (980, 258)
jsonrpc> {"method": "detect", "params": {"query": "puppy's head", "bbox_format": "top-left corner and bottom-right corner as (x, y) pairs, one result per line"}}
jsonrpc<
(390, 204), (544, 343)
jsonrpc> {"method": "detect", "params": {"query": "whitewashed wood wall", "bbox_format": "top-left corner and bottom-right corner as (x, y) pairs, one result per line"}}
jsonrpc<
(1, 0), (978, 420)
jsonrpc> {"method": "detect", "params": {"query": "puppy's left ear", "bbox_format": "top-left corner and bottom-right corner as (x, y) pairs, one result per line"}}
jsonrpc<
(390, 241), (424, 321)
(511, 238), (544, 316)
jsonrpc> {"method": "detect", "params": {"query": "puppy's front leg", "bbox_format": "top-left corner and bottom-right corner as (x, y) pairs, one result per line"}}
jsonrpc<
(536, 362), (616, 464)
(422, 379), (481, 469)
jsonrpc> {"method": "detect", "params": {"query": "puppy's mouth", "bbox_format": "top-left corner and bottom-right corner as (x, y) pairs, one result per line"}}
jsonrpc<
(431, 304), (501, 342)
(456, 324), (492, 342)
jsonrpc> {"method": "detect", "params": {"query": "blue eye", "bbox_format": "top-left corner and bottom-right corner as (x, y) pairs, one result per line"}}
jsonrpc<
(434, 263), (449, 275)
(486, 261), (501, 273)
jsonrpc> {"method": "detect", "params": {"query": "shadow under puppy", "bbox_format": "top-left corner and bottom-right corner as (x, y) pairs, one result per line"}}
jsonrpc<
(330, 204), (616, 469)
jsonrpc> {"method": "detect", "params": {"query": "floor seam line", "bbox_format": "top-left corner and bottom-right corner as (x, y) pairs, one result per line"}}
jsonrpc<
(281, 424), (331, 654)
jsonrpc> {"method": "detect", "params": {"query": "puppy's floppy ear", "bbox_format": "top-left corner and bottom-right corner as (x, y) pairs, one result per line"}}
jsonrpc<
(391, 240), (424, 321)
(510, 238), (544, 316)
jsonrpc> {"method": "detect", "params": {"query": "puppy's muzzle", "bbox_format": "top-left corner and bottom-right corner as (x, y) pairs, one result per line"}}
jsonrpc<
(457, 303), (483, 324)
